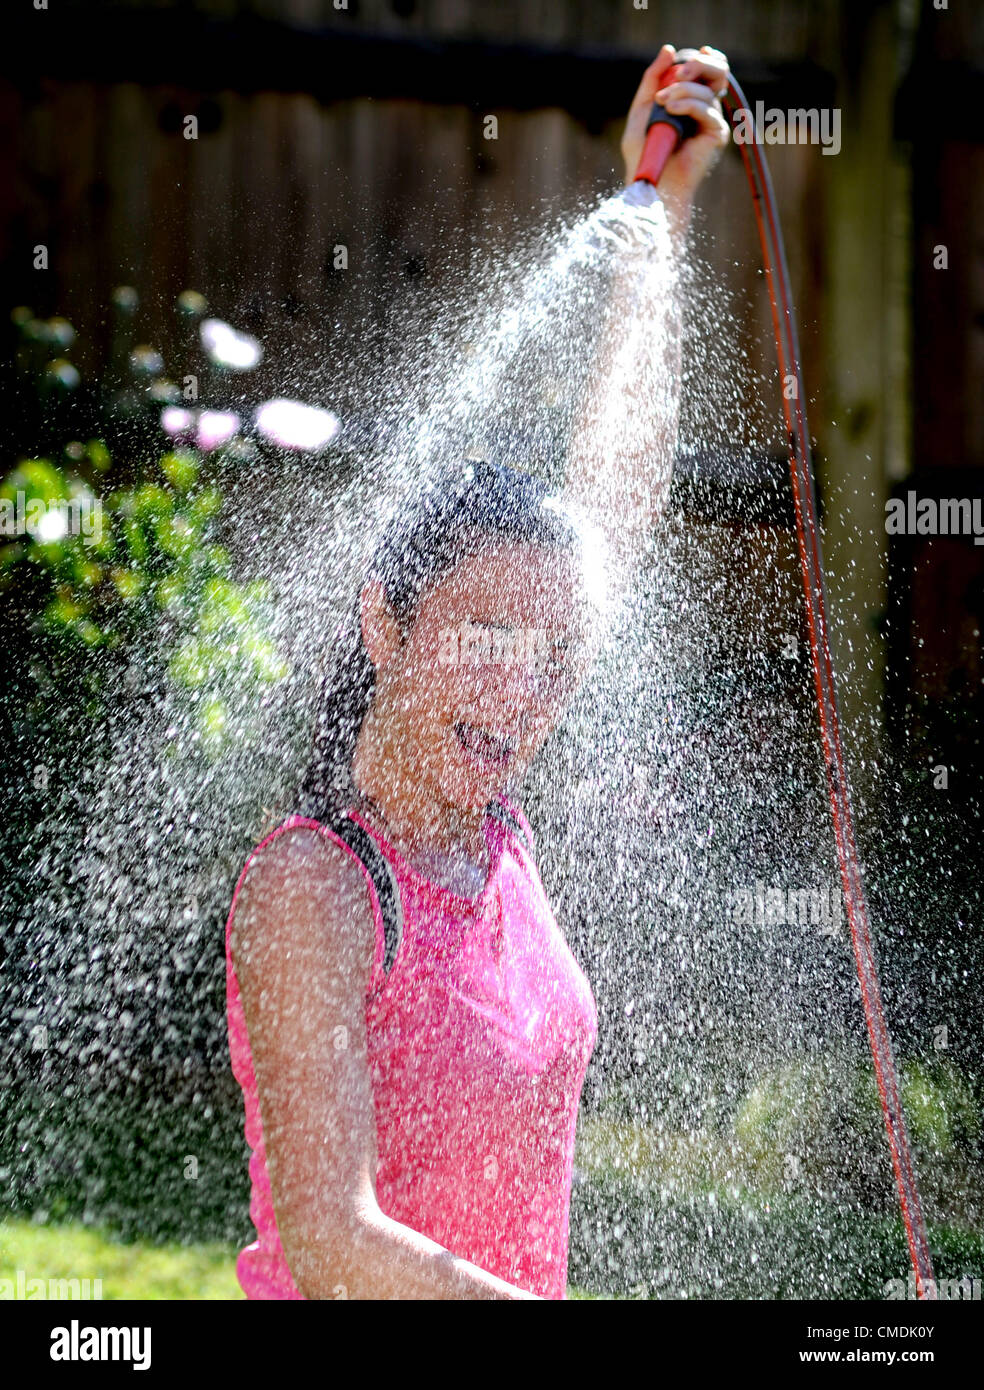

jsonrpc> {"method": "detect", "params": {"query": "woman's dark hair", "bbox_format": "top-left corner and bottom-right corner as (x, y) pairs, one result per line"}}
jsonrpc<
(296, 457), (599, 820)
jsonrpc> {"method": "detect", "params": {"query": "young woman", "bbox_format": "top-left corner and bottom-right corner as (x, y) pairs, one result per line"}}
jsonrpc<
(226, 44), (731, 1300)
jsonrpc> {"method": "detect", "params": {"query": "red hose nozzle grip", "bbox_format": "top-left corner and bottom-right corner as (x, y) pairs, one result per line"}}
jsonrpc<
(633, 48), (714, 188)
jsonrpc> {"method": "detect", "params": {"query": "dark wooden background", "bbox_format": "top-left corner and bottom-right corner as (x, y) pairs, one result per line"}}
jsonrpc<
(2, 0), (983, 786)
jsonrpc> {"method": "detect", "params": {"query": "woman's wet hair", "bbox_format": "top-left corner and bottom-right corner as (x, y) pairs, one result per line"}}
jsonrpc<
(297, 457), (601, 819)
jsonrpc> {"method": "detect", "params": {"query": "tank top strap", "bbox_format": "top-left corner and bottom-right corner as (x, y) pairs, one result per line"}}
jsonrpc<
(485, 793), (535, 856)
(320, 809), (405, 983)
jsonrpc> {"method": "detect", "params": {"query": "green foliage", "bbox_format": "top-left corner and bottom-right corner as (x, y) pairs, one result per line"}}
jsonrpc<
(900, 1059), (979, 1156)
(730, 1049), (981, 1202)
(1, 443), (288, 753)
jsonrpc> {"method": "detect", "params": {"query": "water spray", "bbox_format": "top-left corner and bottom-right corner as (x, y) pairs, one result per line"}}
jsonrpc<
(632, 56), (937, 1299)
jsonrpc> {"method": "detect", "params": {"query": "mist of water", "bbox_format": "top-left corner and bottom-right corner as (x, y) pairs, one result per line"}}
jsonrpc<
(4, 176), (981, 1298)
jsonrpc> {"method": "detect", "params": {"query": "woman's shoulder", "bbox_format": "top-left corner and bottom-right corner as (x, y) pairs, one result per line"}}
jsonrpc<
(230, 812), (382, 991)
(247, 814), (357, 875)
(233, 814), (376, 942)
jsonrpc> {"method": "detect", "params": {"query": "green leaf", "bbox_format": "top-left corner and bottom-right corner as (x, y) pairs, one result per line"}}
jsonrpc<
(1, 458), (68, 504)
(204, 545), (231, 575)
(200, 696), (228, 740)
(45, 593), (85, 626)
(188, 487), (222, 523)
(168, 640), (209, 688)
(111, 568), (147, 600)
(155, 575), (186, 610)
(160, 450), (199, 494)
(154, 513), (198, 561)
(86, 439), (112, 473)
(121, 517), (149, 567)
(72, 557), (104, 589)
(131, 484), (174, 521)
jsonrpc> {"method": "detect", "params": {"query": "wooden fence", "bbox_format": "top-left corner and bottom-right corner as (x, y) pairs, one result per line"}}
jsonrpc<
(3, 0), (983, 779)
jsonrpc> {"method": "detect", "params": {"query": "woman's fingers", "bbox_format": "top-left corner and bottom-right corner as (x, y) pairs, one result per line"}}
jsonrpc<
(620, 45), (676, 171)
(620, 43), (731, 186)
(660, 97), (730, 144)
(655, 81), (729, 141)
(627, 44), (678, 113)
(678, 50), (730, 96)
(628, 47), (729, 121)
(654, 80), (723, 107)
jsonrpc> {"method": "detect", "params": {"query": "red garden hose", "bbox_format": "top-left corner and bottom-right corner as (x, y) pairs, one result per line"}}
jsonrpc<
(634, 58), (937, 1299)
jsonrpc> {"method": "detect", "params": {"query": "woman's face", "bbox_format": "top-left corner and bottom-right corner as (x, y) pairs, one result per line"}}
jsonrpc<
(362, 539), (602, 813)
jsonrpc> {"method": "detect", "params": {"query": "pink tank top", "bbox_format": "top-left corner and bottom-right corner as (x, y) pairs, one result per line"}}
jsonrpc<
(224, 795), (597, 1300)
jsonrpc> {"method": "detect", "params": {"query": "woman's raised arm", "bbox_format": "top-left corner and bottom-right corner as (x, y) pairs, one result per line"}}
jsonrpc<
(564, 45), (730, 587)
(230, 827), (540, 1300)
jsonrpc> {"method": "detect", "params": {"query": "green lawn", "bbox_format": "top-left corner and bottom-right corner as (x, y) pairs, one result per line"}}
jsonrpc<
(0, 1218), (604, 1299)
(0, 1217), (244, 1300)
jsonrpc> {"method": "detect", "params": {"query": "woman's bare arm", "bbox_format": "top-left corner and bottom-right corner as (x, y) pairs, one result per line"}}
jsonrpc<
(230, 826), (541, 1300)
(563, 45), (730, 588)
(563, 216), (685, 588)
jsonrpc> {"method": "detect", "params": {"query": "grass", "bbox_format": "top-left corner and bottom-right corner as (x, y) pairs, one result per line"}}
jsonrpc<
(7, 1199), (983, 1301)
(0, 1216), (605, 1299)
(0, 1216), (244, 1300)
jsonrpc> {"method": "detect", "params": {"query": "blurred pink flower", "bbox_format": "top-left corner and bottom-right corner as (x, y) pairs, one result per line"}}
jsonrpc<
(161, 406), (194, 439)
(160, 406), (240, 452)
(196, 410), (240, 451)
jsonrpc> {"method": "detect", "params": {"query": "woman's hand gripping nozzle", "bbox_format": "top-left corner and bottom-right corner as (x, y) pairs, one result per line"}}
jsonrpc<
(620, 45), (731, 231)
